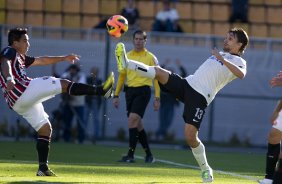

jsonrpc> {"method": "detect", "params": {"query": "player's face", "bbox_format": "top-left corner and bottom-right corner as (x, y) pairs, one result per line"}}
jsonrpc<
(223, 32), (242, 54)
(14, 34), (30, 55)
(133, 34), (146, 51)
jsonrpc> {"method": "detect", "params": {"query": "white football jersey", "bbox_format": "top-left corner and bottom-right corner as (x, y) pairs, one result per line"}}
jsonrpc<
(186, 52), (247, 105)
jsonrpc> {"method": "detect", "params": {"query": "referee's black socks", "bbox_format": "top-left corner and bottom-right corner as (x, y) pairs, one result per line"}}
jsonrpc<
(127, 128), (139, 158)
(138, 129), (152, 156)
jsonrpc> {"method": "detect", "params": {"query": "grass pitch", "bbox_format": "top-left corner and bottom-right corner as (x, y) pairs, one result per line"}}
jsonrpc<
(0, 141), (265, 183)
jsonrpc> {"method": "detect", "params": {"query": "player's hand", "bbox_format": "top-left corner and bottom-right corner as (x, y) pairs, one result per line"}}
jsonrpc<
(113, 97), (119, 108)
(65, 54), (80, 64)
(153, 98), (160, 111)
(211, 47), (224, 62)
(270, 76), (282, 87)
(270, 111), (279, 125)
(6, 80), (15, 91)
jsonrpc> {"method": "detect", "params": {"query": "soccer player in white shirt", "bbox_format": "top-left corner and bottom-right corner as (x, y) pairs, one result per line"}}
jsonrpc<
(115, 27), (249, 183)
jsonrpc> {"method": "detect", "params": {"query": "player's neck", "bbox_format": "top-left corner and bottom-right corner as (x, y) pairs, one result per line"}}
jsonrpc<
(229, 52), (240, 56)
(134, 48), (145, 52)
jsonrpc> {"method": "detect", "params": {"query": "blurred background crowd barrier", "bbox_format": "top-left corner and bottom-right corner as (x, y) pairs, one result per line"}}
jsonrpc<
(0, 25), (281, 146)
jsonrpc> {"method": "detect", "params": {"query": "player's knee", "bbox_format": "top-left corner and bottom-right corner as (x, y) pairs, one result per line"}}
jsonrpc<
(268, 128), (282, 144)
(38, 122), (52, 136)
(128, 114), (140, 128)
(60, 79), (71, 93)
(155, 66), (162, 76)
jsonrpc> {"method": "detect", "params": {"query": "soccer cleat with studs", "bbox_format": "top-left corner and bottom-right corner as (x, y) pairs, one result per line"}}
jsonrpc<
(102, 72), (115, 98)
(201, 169), (214, 183)
(36, 169), (57, 176)
(115, 42), (128, 73)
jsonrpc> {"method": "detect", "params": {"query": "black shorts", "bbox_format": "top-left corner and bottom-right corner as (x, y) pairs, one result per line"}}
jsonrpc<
(125, 86), (151, 118)
(159, 73), (207, 129)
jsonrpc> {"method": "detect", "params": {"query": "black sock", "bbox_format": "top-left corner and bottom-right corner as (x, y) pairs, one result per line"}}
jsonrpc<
(36, 135), (50, 171)
(138, 129), (152, 156)
(279, 159), (282, 170)
(273, 159), (282, 184)
(265, 143), (280, 179)
(67, 82), (104, 96)
(127, 128), (138, 158)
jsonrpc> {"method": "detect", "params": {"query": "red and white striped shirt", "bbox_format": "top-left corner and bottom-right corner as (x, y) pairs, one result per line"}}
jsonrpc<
(0, 46), (35, 108)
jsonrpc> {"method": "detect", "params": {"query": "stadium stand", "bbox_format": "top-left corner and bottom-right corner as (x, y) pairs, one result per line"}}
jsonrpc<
(0, 0), (281, 38)
(81, 0), (99, 14)
(25, 0), (43, 11)
(62, 0), (80, 14)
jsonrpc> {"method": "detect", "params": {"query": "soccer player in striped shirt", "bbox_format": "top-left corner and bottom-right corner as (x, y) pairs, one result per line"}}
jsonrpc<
(0, 28), (114, 176)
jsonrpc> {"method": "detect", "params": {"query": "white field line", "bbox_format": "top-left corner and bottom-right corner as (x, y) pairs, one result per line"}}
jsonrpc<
(135, 155), (259, 182)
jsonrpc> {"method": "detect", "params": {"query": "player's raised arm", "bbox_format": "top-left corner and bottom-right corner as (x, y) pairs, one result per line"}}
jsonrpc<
(211, 47), (245, 79)
(32, 54), (80, 66)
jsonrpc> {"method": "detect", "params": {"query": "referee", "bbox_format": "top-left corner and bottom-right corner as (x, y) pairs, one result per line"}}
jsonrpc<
(113, 30), (160, 163)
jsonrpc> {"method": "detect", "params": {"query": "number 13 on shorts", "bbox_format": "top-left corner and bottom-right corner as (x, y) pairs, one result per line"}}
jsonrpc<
(193, 108), (204, 123)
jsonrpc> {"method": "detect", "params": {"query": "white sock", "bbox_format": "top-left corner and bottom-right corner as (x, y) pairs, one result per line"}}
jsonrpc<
(191, 141), (210, 171)
(127, 59), (156, 79)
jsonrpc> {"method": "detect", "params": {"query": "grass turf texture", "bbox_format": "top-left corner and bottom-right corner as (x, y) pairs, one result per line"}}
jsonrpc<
(0, 141), (265, 183)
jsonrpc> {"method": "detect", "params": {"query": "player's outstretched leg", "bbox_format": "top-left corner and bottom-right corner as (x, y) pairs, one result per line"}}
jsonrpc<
(66, 72), (114, 98)
(102, 71), (115, 98)
(115, 43), (156, 79)
(115, 42), (128, 72)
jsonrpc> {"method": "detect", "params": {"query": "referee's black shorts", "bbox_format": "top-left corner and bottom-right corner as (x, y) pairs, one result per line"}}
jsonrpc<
(159, 73), (207, 129)
(125, 86), (151, 118)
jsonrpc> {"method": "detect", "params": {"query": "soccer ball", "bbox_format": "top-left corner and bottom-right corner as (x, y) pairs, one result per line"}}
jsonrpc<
(106, 15), (128, 38)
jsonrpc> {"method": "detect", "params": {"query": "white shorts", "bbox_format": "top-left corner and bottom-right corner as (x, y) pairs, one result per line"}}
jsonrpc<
(274, 111), (282, 132)
(13, 76), (62, 131)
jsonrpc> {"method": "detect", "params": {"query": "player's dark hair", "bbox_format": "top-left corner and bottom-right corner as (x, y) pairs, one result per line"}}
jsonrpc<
(229, 27), (249, 55)
(8, 28), (28, 46)
(133, 30), (147, 40)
